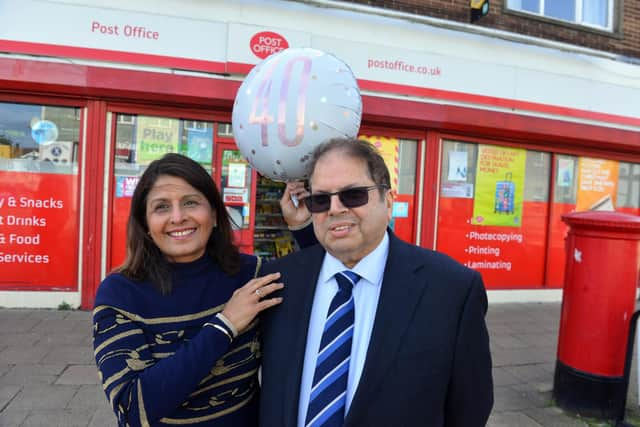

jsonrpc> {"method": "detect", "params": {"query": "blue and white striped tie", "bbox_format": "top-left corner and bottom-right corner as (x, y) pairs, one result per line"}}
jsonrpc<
(305, 270), (360, 427)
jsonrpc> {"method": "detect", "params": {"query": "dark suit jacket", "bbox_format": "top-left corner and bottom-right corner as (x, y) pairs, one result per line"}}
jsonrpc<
(259, 232), (493, 427)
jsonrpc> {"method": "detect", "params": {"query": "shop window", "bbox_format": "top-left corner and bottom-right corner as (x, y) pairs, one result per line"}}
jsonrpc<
(550, 155), (627, 211)
(553, 155), (578, 204)
(253, 175), (297, 259)
(217, 122), (233, 137)
(616, 162), (640, 212)
(117, 114), (135, 124)
(397, 139), (418, 195)
(109, 114), (215, 269)
(547, 154), (625, 287)
(0, 102), (81, 290)
(440, 141), (478, 198)
(113, 115), (213, 171)
(437, 140), (549, 289)
(0, 103), (79, 171)
(524, 151), (550, 202)
(506, 0), (614, 31)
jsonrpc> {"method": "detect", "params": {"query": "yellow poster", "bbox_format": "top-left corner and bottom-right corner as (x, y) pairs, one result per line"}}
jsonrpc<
(575, 157), (619, 211)
(359, 135), (399, 190)
(135, 116), (180, 165)
(472, 145), (526, 227)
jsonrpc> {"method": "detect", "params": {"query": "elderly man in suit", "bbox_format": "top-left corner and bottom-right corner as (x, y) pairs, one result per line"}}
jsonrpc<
(260, 138), (493, 427)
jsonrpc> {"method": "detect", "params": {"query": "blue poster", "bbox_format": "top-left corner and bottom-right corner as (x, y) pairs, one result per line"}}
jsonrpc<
(186, 128), (213, 164)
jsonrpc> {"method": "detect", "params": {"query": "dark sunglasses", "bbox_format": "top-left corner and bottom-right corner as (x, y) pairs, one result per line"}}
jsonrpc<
(303, 185), (388, 213)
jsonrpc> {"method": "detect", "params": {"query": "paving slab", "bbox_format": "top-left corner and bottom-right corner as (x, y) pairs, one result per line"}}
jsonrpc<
(88, 406), (116, 427)
(492, 346), (556, 367)
(20, 409), (95, 427)
(67, 385), (108, 410)
(40, 345), (94, 365)
(25, 310), (73, 322)
(0, 319), (40, 334)
(492, 366), (523, 387)
(37, 332), (91, 347)
(526, 407), (593, 427)
(491, 333), (531, 350)
(1, 364), (65, 386)
(0, 409), (29, 427)
(3, 385), (77, 411)
(504, 363), (556, 384)
(0, 303), (638, 427)
(0, 345), (49, 365)
(0, 333), (41, 347)
(33, 319), (83, 334)
(0, 364), (10, 378)
(55, 365), (100, 386)
(0, 385), (21, 411)
(488, 411), (544, 427)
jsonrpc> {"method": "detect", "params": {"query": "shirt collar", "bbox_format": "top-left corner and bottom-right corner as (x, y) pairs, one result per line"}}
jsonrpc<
(319, 231), (390, 286)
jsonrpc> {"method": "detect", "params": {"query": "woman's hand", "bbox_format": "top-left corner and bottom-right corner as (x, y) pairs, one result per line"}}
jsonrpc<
(280, 182), (311, 228)
(221, 272), (283, 333)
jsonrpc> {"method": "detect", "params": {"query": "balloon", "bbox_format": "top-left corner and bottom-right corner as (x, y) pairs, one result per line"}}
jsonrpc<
(232, 47), (362, 181)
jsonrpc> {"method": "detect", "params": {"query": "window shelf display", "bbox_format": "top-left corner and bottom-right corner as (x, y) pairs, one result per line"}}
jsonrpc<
(254, 176), (299, 259)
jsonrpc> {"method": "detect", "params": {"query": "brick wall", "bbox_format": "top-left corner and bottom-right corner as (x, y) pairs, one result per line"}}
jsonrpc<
(339, 0), (640, 60)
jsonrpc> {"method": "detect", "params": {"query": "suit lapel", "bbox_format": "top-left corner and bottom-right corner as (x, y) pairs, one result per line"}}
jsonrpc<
(345, 234), (428, 426)
(282, 244), (326, 427)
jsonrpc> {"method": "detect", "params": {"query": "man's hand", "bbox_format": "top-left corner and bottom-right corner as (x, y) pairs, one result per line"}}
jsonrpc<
(280, 182), (311, 228)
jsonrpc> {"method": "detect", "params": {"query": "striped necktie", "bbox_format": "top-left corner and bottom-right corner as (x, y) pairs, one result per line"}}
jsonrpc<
(305, 270), (360, 427)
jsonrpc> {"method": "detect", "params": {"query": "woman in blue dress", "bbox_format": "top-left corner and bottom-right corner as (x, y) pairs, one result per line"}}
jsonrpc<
(92, 153), (304, 426)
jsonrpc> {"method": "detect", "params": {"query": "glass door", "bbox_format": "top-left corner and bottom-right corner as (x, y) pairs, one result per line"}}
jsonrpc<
(214, 141), (255, 255)
(107, 113), (214, 271)
(358, 133), (419, 244)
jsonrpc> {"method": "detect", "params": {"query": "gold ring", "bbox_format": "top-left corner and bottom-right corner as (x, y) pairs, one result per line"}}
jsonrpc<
(255, 289), (262, 297)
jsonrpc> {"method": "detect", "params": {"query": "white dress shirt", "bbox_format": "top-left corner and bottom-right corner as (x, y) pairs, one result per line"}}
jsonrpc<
(297, 232), (389, 427)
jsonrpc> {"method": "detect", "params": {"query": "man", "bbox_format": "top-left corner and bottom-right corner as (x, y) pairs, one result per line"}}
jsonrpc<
(260, 138), (493, 427)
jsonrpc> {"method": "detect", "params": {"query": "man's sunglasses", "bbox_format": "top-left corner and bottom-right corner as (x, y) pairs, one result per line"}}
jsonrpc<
(303, 185), (388, 213)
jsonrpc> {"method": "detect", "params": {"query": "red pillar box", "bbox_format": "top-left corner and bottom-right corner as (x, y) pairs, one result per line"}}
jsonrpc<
(553, 211), (640, 420)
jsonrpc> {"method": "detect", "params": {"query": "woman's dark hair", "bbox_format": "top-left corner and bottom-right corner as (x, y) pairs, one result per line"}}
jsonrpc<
(306, 138), (391, 197)
(118, 153), (240, 294)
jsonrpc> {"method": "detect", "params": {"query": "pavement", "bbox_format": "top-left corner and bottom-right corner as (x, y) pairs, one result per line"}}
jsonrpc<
(0, 302), (638, 427)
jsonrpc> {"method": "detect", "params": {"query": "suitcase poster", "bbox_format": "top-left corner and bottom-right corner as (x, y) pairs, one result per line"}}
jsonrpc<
(472, 145), (526, 227)
(494, 172), (515, 214)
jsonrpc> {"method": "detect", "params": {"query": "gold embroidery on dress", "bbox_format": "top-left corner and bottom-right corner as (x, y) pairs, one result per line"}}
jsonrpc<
(137, 379), (151, 427)
(151, 352), (175, 359)
(103, 366), (132, 390)
(126, 357), (151, 371)
(152, 329), (185, 345)
(109, 382), (125, 407)
(94, 304), (226, 325)
(189, 369), (258, 398)
(160, 389), (256, 425)
(94, 302), (261, 424)
(94, 330), (144, 356)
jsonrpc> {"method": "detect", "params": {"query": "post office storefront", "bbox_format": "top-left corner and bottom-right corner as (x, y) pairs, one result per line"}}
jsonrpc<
(0, 0), (638, 308)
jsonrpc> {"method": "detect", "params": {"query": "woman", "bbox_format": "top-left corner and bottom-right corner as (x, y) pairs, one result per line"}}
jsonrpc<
(93, 153), (287, 427)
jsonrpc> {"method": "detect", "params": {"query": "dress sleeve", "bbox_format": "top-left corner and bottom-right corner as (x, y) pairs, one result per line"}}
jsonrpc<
(93, 305), (233, 426)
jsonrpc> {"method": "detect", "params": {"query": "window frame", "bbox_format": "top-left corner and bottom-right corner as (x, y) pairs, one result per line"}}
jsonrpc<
(505, 0), (615, 32)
